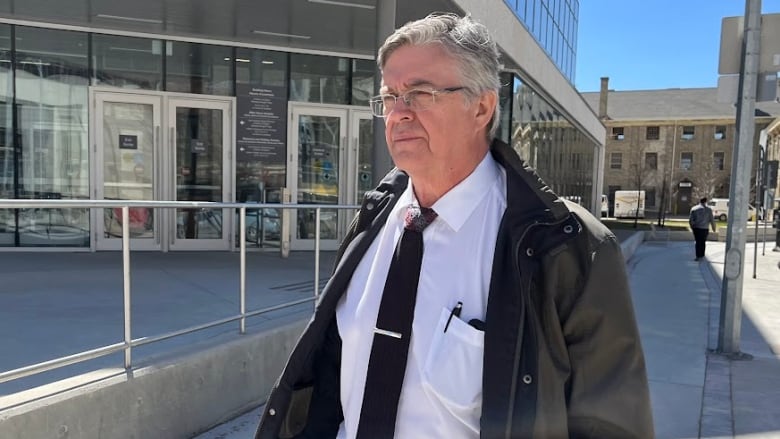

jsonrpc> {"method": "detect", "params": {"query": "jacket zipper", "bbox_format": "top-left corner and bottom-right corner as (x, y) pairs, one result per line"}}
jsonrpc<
(504, 214), (573, 438)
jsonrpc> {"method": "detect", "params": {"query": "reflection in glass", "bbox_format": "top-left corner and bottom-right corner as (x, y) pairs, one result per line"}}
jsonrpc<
(508, 74), (595, 208)
(166, 41), (233, 96)
(15, 26), (89, 247)
(357, 118), (373, 196)
(0, 24), (13, 246)
(290, 54), (349, 104)
(176, 107), (224, 240)
(351, 59), (375, 107)
(297, 115), (339, 240)
(102, 102), (155, 238)
(92, 34), (163, 90)
(505, 0), (578, 82)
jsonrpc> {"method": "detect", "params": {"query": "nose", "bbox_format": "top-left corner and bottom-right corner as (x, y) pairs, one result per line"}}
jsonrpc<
(386, 100), (414, 123)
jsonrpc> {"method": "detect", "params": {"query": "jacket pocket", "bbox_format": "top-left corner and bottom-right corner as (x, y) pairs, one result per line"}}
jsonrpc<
(279, 385), (313, 439)
(421, 307), (484, 425)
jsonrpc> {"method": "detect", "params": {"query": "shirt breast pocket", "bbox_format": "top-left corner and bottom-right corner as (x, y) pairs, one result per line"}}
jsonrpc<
(422, 307), (484, 420)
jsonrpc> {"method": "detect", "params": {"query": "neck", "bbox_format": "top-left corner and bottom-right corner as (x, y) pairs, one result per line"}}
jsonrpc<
(410, 145), (490, 208)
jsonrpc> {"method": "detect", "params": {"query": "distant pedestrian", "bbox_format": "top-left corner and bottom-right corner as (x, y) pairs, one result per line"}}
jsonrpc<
(689, 197), (716, 261)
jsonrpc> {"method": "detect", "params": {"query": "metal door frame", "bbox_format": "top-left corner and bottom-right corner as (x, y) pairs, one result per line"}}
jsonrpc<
(90, 87), (235, 251)
(286, 102), (370, 251)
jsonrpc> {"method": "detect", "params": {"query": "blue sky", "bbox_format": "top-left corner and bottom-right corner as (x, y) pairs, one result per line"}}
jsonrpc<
(575, 0), (780, 92)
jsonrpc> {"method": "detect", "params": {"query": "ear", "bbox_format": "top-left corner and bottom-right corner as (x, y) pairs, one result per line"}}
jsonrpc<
(474, 90), (498, 132)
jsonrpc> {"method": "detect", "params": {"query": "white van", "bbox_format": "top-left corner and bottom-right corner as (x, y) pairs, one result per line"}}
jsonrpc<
(706, 198), (756, 221)
(614, 190), (645, 218)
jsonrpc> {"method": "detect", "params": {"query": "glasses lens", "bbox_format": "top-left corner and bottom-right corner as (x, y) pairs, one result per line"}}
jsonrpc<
(369, 99), (385, 117)
(407, 90), (435, 111)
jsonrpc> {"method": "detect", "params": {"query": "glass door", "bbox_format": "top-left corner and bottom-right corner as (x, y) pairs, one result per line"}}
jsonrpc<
(348, 110), (374, 205)
(92, 89), (233, 251)
(94, 91), (162, 251)
(288, 106), (346, 251)
(167, 97), (232, 251)
(287, 105), (373, 251)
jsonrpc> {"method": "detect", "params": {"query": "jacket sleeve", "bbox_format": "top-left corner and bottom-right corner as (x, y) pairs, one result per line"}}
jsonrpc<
(561, 236), (654, 438)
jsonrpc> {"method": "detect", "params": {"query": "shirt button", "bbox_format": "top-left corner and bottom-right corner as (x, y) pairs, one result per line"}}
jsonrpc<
(268, 408), (276, 416)
(522, 374), (533, 384)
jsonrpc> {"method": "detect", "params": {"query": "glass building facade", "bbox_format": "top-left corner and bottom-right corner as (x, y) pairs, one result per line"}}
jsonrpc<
(503, 0), (578, 83)
(498, 73), (596, 208)
(0, 0), (598, 250)
(0, 23), (374, 248)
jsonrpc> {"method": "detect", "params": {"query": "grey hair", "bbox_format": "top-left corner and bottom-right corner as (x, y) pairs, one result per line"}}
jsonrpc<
(377, 13), (503, 140)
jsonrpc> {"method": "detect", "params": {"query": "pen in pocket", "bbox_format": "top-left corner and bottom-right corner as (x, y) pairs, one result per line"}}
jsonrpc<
(444, 301), (462, 333)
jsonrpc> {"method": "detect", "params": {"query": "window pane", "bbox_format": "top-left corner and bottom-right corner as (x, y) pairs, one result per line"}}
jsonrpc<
(290, 54), (349, 104)
(646, 126), (659, 140)
(0, 24), (12, 246)
(351, 59), (374, 107)
(681, 152), (693, 170)
(713, 152), (725, 171)
(645, 152), (657, 170)
(15, 26), (90, 247)
(92, 34), (163, 90)
(611, 152), (622, 169)
(166, 41), (233, 96)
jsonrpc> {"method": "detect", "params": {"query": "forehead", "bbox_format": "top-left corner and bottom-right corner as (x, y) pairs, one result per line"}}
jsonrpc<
(380, 44), (461, 90)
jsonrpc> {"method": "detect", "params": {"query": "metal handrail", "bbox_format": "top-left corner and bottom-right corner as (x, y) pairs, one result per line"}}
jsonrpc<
(0, 199), (359, 386)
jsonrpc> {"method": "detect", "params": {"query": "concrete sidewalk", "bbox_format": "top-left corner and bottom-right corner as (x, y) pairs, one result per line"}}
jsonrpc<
(0, 251), (336, 397)
(196, 238), (780, 439)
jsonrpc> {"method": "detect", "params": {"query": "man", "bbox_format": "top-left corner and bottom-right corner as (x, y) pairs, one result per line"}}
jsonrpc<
(689, 197), (717, 261)
(256, 13), (653, 439)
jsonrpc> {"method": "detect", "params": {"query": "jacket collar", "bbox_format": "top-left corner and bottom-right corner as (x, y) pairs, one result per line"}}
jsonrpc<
(364, 138), (570, 225)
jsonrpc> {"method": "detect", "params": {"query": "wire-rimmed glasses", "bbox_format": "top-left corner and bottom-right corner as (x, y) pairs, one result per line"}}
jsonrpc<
(369, 87), (465, 118)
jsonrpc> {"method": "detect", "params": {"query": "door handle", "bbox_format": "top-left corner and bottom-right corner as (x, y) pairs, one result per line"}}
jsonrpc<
(155, 126), (161, 245)
(170, 126), (175, 246)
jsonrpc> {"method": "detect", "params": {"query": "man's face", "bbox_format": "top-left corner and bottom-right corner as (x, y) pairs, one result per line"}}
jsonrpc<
(380, 44), (494, 181)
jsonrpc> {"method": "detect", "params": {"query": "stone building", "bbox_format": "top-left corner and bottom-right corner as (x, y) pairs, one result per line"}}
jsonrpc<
(582, 79), (780, 216)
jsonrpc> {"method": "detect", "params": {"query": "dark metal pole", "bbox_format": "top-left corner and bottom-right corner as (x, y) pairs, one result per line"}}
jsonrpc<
(753, 146), (762, 279)
(718, 0), (761, 355)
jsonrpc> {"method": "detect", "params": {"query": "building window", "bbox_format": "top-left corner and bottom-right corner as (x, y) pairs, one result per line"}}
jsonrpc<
(290, 53), (349, 104)
(645, 152), (658, 170)
(646, 126), (660, 140)
(682, 126), (695, 140)
(611, 127), (624, 140)
(681, 152), (693, 170)
(713, 152), (725, 171)
(714, 125), (726, 140)
(610, 152), (623, 169)
(645, 189), (656, 207)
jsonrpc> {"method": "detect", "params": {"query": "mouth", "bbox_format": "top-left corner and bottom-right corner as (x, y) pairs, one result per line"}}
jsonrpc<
(392, 135), (422, 143)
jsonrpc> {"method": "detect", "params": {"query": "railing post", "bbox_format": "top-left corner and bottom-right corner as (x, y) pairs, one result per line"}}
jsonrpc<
(121, 206), (132, 369)
(239, 206), (247, 334)
(314, 207), (321, 309)
(280, 188), (291, 259)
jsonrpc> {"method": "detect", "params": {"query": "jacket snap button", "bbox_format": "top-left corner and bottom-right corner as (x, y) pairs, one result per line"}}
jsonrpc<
(366, 202), (375, 210)
(526, 248), (534, 257)
(268, 408), (276, 416)
(563, 225), (573, 234)
(522, 374), (532, 384)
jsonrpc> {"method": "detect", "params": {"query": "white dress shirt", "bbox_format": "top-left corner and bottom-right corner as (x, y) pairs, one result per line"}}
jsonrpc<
(335, 152), (507, 439)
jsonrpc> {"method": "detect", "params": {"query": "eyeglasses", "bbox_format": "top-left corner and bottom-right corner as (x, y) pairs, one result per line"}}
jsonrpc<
(369, 87), (466, 118)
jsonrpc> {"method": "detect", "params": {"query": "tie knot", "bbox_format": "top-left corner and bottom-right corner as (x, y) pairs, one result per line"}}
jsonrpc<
(404, 206), (437, 232)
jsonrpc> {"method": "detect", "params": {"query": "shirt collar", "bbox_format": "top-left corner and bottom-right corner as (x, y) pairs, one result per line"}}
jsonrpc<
(394, 152), (502, 232)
